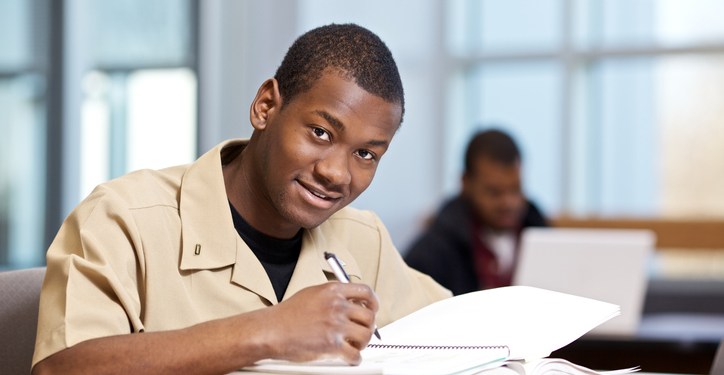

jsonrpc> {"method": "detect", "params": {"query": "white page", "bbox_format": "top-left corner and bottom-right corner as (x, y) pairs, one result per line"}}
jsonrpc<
(360, 345), (508, 375)
(370, 286), (620, 360)
(490, 358), (639, 375)
(246, 346), (508, 375)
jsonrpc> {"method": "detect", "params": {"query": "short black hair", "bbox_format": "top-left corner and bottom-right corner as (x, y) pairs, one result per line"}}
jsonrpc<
(464, 128), (521, 173)
(274, 23), (405, 123)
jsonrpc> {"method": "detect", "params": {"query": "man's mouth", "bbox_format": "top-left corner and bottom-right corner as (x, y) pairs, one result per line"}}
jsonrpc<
(309, 189), (332, 200)
(296, 180), (343, 206)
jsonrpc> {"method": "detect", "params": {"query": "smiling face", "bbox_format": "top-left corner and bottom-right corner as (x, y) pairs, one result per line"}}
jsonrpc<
(232, 71), (402, 238)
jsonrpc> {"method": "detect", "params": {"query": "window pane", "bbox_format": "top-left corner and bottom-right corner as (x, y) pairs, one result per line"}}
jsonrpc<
(574, 55), (724, 219)
(572, 59), (659, 216)
(655, 1), (724, 46)
(657, 55), (724, 217)
(0, 0), (32, 70)
(577, 0), (724, 48)
(464, 62), (562, 215)
(575, 0), (656, 48)
(79, 69), (197, 198)
(80, 71), (112, 198)
(126, 69), (197, 171)
(450, 0), (563, 54)
(81, 0), (192, 66)
(298, 0), (439, 62)
(0, 76), (46, 268)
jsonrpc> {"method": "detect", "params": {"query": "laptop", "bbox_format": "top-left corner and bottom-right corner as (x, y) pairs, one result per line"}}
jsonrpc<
(512, 227), (656, 337)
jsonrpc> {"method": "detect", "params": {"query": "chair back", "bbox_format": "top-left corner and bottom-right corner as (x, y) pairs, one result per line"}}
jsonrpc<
(0, 267), (46, 374)
(712, 340), (724, 375)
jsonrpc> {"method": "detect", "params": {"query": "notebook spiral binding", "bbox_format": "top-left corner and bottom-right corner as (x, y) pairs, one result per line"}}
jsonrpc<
(368, 344), (509, 352)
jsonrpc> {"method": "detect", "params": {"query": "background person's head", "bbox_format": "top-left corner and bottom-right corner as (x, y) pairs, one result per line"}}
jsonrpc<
(274, 23), (405, 126)
(461, 129), (526, 231)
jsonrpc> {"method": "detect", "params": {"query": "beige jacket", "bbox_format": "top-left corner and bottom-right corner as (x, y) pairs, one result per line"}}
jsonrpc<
(33, 139), (451, 366)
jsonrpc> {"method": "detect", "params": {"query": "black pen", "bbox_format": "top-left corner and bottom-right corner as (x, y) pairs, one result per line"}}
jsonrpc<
(324, 251), (382, 340)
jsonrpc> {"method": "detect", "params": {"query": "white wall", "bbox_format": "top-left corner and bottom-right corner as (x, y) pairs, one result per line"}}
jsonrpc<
(199, 0), (300, 146)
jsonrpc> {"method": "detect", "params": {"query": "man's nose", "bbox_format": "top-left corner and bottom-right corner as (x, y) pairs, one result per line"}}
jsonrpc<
(501, 191), (522, 208)
(314, 149), (352, 186)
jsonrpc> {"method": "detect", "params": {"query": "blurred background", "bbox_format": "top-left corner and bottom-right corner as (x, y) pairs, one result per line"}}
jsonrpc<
(1, 0), (723, 278)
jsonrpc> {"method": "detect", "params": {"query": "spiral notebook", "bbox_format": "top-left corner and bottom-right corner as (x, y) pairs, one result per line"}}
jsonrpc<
(241, 286), (622, 375)
(248, 345), (508, 375)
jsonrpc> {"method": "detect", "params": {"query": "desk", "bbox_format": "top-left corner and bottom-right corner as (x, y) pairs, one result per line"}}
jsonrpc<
(555, 279), (723, 374)
(552, 335), (719, 374)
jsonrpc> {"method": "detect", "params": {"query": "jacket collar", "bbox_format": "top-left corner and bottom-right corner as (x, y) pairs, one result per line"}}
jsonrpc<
(227, 226), (364, 305)
(179, 140), (239, 271)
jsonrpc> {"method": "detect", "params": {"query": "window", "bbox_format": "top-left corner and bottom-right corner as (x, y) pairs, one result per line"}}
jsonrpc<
(0, 0), (197, 270)
(0, 0), (49, 269)
(79, 68), (197, 198)
(74, 0), (198, 199)
(449, 0), (724, 219)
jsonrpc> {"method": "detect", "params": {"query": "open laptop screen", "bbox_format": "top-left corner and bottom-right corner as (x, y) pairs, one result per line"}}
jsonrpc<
(513, 227), (656, 337)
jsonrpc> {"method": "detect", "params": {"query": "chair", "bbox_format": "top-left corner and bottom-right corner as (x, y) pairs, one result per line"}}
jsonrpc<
(712, 340), (724, 375)
(0, 267), (46, 374)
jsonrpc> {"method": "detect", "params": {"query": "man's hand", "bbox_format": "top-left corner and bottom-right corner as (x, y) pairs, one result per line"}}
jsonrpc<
(262, 282), (380, 365)
(32, 282), (380, 374)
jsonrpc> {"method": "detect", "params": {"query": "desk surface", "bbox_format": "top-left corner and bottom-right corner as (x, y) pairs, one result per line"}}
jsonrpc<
(553, 336), (718, 375)
(551, 308), (723, 375)
(638, 313), (724, 342)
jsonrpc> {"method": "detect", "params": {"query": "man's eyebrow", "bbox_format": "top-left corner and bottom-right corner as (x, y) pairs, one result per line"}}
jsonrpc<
(314, 110), (390, 148)
(315, 110), (344, 132)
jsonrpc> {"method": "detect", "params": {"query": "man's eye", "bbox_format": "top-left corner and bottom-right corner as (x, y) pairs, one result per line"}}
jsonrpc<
(357, 149), (375, 161)
(312, 127), (330, 141)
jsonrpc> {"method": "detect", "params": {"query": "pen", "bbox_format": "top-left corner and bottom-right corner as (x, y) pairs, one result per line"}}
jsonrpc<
(324, 251), (382, 340)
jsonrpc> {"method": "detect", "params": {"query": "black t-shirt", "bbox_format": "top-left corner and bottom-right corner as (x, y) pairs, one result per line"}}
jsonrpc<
(229, 202), (302, 302)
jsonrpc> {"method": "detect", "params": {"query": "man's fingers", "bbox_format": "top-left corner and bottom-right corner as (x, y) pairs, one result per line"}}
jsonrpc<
(332, 283), (379, 314)
(344, 321), (375, 350)
(346, 300), (377, 332)
(268, 283), (379, 364)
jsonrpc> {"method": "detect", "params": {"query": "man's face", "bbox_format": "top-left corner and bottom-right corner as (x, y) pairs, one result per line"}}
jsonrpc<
(462, 157), (525, 231)
(251, 72), (401, 235)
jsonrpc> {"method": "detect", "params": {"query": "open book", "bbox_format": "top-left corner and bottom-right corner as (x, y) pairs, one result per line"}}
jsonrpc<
(482, 358), (638, 375)
(240, 286), (638, 375)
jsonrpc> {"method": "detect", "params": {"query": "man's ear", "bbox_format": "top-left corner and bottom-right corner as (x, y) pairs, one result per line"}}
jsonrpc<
(250, 78), (282, 130)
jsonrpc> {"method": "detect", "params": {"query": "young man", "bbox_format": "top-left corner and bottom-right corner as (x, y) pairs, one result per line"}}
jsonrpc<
(405, 129), (547, 295)
(32, 24), (450, 374)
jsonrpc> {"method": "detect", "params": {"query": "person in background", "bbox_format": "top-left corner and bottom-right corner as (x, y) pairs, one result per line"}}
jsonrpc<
(405, 128), (547, 295)
(32, 23), (450, 375)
